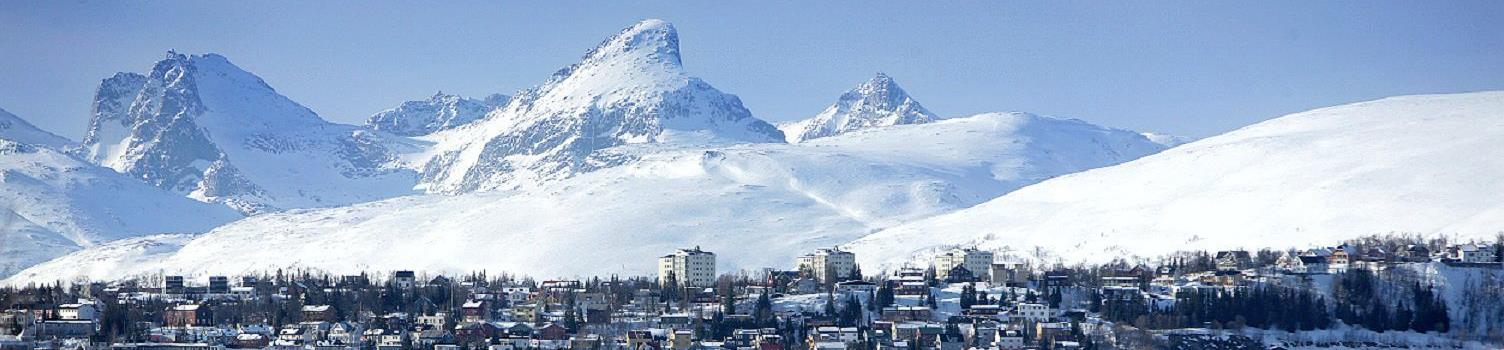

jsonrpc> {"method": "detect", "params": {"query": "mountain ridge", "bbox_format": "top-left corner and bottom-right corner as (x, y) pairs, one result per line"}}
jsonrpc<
(3, 110), (1166, 283)
(416, 19), (784, 194)
(779, 73), (938, 143)
(79, 51), (417, 213)
(0, 107), (241, 278)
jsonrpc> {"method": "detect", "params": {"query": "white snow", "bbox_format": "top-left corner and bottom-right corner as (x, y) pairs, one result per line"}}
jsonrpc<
(0, 107), (69, 149)
(779, 73), (938, 143)
(847, 91), (1504, 269)
(0, 113), (241, 277)
(80, 52), (418, 214)
(365, 92), (508, 136)
(0, 208), (77, 278)
(1139, 132), (1192, 148)
(416, 19), (785, 193)
(4, 111), (1163, 284)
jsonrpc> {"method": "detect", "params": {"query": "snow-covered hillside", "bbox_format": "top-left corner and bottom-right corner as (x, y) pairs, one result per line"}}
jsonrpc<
(417, 19), (784, 193)
(779, 73), (938, 143)
(0, 107), (70, 148)
(78, 52), (417, 213)
(847, 91), (1504, 269)
(0, 110), (241, 278)
(4, 112), (1164, 283)
(365, 92), (510, 136)
(0, 208), (77, 279)
(1140, 132), (1192, 148)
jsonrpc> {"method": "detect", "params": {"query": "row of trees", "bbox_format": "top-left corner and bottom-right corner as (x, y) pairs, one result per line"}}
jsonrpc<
(1333, 269), (1450, 333)
(1096, 285), (1336, 332)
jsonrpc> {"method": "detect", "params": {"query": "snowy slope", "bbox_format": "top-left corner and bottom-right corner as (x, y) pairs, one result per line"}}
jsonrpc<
(0, 208), (77, 278)
(0, 107), (70, 149)
(779, 73), (938, 143)
(3, 234), (198, 285)
(365, 92), (510, 136)
(1140, 132), (1192, 148)
(0, 111), (242, 277)
(418, 19), (784, 193)
(847, 91), (1504, 269)
(79, 52), (417, 213)
(5, 112), (1165, 283)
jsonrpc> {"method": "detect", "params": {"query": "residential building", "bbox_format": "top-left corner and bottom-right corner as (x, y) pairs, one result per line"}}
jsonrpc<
(302, 305), (334, 323)
(1402, 245), (1433, 262)
(461, 300), (490, 322)
(933, 248), (994, 281)
(393, 271), (417, 289)
(163, 275), (186, 295)
(658, 246), (717, 287)
(796, 247), (858, 283)
(1458, 244), (1499, 263)
(1014, 303), (1050, 323)
(165, 304), (207, 327)
(1214, 251), (1252, 271)
(56, 303), (98, 321)
(208, 276), (230, 294)
(989, 261), (1026, 286)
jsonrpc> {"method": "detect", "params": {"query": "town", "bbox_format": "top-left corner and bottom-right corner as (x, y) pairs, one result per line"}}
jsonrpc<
(3, 235), (1502, 350)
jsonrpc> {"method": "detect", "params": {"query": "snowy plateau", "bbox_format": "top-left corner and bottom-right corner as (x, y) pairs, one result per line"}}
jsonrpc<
(2, 19), (1502, 286)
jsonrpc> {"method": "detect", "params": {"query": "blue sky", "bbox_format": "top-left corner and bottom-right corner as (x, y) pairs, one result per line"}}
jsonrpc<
(2, 1), (1501, 140)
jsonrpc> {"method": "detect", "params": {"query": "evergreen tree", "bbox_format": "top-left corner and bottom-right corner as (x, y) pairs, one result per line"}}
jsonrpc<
(875, 284), (895, 309)
(824, 291), (837, 317)
(722, 287), (737, 315)
(840, 294), (862, 327)
(959, 284), (976, 309)
(754, 292), (774, 327)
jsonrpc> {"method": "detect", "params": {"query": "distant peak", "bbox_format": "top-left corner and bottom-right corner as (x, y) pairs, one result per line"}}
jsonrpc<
(844, 73), (913, 105)
(481, 93), (511, 106)
(580, 19), (681, 67)
(862, 73), (900, 90)
(151, 51), (235, 68)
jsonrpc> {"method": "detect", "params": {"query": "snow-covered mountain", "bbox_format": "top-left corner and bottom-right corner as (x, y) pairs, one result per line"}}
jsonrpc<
(1140, 132), (1192, 148)
(4, 111), (1166, 283)
(78, 52), (418, 213)
(0, 107), (71, 149)
(779, 73), (938, 143)
(0, 208), (76, 278)
(365, 92), (510, 136)
(417, 19), (784, 193)
(0, 109), (241, 277)
(847, 91), (1504, 269)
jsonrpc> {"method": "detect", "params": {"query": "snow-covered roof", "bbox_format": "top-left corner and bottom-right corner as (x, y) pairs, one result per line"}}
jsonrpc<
(301, 305), (331, 312)
(171, 304), (201, 311)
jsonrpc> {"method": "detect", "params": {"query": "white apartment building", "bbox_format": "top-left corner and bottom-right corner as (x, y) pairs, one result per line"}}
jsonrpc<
(659, 246), (717, 287)
(1014, 303), (1051, 323)
(796, 247), (857, 283)
(934, 248), (995, 281)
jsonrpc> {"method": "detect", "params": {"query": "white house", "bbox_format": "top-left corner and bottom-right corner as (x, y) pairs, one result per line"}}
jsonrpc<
(1014, 303), (1051, 323)
(1458, 244), (1498, 263)
(57, 302), (98, 321)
